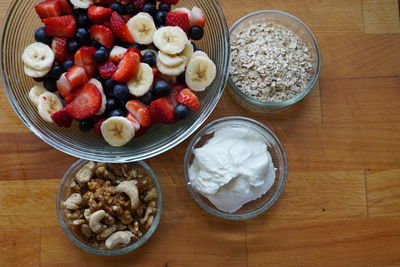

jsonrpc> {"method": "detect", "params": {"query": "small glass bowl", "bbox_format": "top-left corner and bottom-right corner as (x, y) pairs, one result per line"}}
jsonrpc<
(56, 160), (163, 256)
(183, 116), (288, 220)
(228, 10), (322, 113)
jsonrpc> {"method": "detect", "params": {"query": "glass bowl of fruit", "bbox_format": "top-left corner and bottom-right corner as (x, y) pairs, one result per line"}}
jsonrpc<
(0, 0), (230, 162)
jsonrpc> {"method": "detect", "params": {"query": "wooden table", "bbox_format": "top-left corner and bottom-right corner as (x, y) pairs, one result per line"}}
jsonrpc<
(1, 0), (400, 266)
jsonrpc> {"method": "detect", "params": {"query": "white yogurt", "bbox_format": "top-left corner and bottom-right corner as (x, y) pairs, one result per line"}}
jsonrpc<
(188, 126), (276, 213)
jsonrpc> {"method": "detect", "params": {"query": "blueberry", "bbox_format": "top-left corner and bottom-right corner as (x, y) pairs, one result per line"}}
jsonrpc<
(139, 92), (154, 105)
(34, 77), (45, 82)
(75, 28), (90, 45)
(142, 3), (156, 16)
(146, 0), (156, 5)
(76, 14), (91, 28)
(89, 39), (103, 49)
(174, 104), (190, 120)
(62, 60), (75, 71)
(108, 2), (126, 14)
(104, 79), (116, 92)
(94, 48), (109, 63)
(109, 109), (126, 117)
(154, 10), (166, 27)
(158, 3), (171, 12)
(177, 73), (185, 84)
(50, 64), (64, 80)
(153, 80), (170, 98)
(130, 43), (147, 50)
(188, 26), (204, 41)
(67, 40), (81, 53)
(43, 78), (58, 92)
(125, 3), (137, 15)
(113, 84), (129, 100)
(106, 98), (121, 112)
(34, 27), (51, 45)
(142, 51), (156, 66)
(79, 118), (94, 132)
(73, 8), (87, 16)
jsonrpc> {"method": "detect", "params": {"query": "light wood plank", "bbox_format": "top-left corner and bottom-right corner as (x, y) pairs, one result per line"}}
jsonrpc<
(0, 90), (30, 134)
(363, 0), (400, 33)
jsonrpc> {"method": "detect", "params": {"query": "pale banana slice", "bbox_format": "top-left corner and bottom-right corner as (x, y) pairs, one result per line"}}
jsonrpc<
(179, 41), (195, 66)
(127, 63), (154, 97)
(158, 51), (185, 67)
(127, 13), (157, 45)
(157, 58), (186, 76)
(89, 79), (106, 116)
(191, 51), (209, 60)
(153, 26), (188, 55)
(185, 56), (216, 92)
(24, 65), (51, 78)
(28, 86), (47, 106)
(37, 92), (63, 123)
(70, 0), (93, 9)
(101, 117), (135, 147)
(22, 42), (54, 71)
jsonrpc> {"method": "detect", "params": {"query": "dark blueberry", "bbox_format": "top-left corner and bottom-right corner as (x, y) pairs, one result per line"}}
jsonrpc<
(89, 39), (102, 49)
(130, 43), (147, 50)
(158, 3), (171, 12)
(113, 84), (129, 100)
(153, 80), (171, 98)
(154, 10), (166, 27)
(94, 48), (109, 63)
(146, 0), (156, 5)
(109, 109), (126, 117)
(34, 77), (45, 82)
(142, 51), (156, 66)
(188, 26), (204, 41)
(75, 28), (90, 45)
(73, 8), (87, 16)
(174, 104), (190, 120)
(125, 3), (137, 15)
(79, 118), (94, 132)
(104, 79), (116, 92)
(108, 2), (126, 15)
(62, 60), (75, 71)
(142, 3), (156, 16)
(67, 40), (81, 53)
(95, 75), (105, 84)
(50, 64), (64, 80)
(34, 27), (51, 45)
(177, 73), (186, 84)
(76, 14), (91, 28)
(43, 78), (58, 92)
(106, 98), (121, 112)
(139, 92), (154, 105)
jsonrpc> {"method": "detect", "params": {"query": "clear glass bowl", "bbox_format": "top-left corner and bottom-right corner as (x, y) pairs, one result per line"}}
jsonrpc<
(56, 159), (163, 256)
(228, 10), (321, 113)
(183, 116), (288, 220)
(0, 0), (230, 162)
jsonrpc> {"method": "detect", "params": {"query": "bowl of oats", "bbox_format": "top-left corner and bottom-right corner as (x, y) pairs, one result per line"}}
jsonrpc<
(228, 10), (321, 113)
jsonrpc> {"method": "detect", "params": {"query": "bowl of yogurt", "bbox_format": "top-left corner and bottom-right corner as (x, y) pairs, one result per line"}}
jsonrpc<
(184, 116), (288, 220)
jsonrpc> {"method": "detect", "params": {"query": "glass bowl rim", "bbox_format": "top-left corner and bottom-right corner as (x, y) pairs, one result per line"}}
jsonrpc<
(183, 116), (288, 220)
(227, 10), (322, 109)
(56, 159), (163, 256)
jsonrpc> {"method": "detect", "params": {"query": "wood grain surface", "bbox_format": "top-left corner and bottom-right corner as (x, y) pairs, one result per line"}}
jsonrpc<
(0, 0), (400, 266)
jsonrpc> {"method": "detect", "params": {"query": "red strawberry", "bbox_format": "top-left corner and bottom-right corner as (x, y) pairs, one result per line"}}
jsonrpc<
(166, 11), (190, 32)
(109, 46), (127, 64)
(89, 25), (114, 49)
(128, 47), (142, 60)
(66, 83), (102, 119)
(51, 108), (73, 128)
(57, 0), (73, 15)
(65, 66), (89, 88)
(110, 12), (135, 43)
(126, 113), (141, 131)
(98, 61), (117, 79)
(74, 47), (97, 77)
(88, 5), (112, 23)
(152, 67), (159, 76)
(42, 15), (76, 38)
(189, 7), (206, 28)
(159, 0), (179, 5)
(133, 0), (145, 10)
(176, 88), (200, 110)
(126, 100), (153, 128)
(122, 15), (133, 22)
(94, 0), (114, 4)
(35, 0), (62, 19)
(51, 37), (67, 63)
(57, 73), (73, 98)
(112, 48), (140, 83)
(150, 97), (176, 124)
(134, 126), (149, 138)
(170, 83), (186, 104)
(93, 117), (107, 136)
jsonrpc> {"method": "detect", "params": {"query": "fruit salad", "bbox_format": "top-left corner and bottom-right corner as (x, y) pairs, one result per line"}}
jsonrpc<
(22, 0), (216, 147)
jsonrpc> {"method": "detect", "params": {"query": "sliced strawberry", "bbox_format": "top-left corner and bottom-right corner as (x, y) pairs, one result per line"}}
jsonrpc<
(35, 0), (62, 19)
(66, 83), (102, 119)
(74, 47), (97, 77)
(89, 25), (114, 49)
(126, 100), (153, 128)
(170, 83), (187, 104)
(150, 97), (176, 124)
(166, 11), (190, 32)
(152, 67), (159, 76)
(65, 66), (89, 88)
(128, 46), (142, 60)
(109, 46), (127, 64)
(51, 108), (73, 128)
(133, 0), (145, 10)
(57, 73), (73, 98)
(57, 0), (73, 15)
(94, 0), (114, 5)
(126, 113), (141, 131)
(159, 0), (179, 5)
(88, 5), (113, 24)
(98, 61), (117, 79)
(93, 116), (107, 136)
(176, 88), (200, 110)
(134, 126), (149, 138)
(112, 48), (140, 83)
(122, 15), (132, 22)
(42, 15), (76, 38)
(51, 37), (67, 63)
(189, 7), (206, 28)
(110, 11), (135, 43)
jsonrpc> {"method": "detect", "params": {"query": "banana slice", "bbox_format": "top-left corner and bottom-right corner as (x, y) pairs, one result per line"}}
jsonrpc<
(101, 117), (135, 147)
(127, 13), (157, 45)
(22, 42), (54, 71)
(70, 0), (93, 9)
(24, 65), (51, 78)
(185, 56), (216, 92)
(191, 51), (209, 60)
(37, 92), (63, 122)
(179, 41), (195, 66)
(28, 86), (47, 106)
(89, 79), (106, 116)
(153, 26), (188, 55)
(158, 51), (185, 67)
(157, 58), (186, 76)
(127, 63), (154, 97)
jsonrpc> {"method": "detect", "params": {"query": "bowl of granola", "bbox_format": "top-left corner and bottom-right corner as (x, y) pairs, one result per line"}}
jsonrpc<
(228, 10), (321, 113)
(57, 160), (162, 256)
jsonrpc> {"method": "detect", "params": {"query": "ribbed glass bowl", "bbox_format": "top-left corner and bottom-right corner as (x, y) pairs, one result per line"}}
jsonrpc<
(0, 0), (230, 162)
